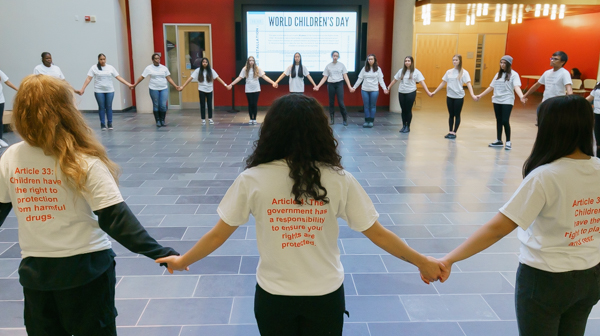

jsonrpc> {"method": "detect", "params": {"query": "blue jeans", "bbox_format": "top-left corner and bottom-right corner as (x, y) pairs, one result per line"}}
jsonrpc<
(149, 89), (168, 112)
(361, 90), (379, 119)
(94, 92), (114, 126)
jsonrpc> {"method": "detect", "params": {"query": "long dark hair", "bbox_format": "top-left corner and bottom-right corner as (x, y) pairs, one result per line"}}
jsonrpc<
(246, 94), (343, 204)
(97, 53), (106, 71)
(454, 54), (463, 79)
(400, 56), (415, 81)
(291, 52), (304, 78)
(594, 82), (600, 90)
(497, 59), (512, 81)
(365, 54), (379, 72)
(523, 95), (594, 177)
(198, 57), (213, 83)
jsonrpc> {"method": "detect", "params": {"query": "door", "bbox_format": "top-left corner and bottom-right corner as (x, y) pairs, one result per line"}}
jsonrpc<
(481, 34), (507, 87)
(415, 34), (458, 87)
(177, 25), (212, 109)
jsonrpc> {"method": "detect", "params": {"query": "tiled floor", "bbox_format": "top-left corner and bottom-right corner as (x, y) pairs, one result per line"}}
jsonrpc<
(1, 93), (599, 336)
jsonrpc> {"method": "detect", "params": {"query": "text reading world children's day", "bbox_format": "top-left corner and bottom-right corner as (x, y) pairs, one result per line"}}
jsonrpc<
(9, 168), (65, 222)
(566, 197), (600, 246)
(268, 198), (328, 250)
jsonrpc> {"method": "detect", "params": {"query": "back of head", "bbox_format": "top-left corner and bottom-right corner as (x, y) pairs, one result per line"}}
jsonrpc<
(523, 95), (594, 177)
(246, 94), (342, 203)
(13, 74), (119, 191)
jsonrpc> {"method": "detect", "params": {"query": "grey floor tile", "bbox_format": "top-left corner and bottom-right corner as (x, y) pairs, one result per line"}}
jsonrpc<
(443, 212), (497, 225)
(368, 322), (465, 336)
(455, 253), (519, 272)
(433, 272), (515, 294)
(0, 259), (19, 277)
(0, 330), (27, 336)
(239, 256), (259, 274)
(426, 224), (482, 238)
(157, 187), (208, 196)
(376, 194), (430, 203)
(229, 296), (255, 323)
(373, 204), (413, 214)
(161, 214), (221, 227)
(0, 244), (20, 258)
(194, 274), (256, 297)
(139, 204), (198, 215)
(137, 298), (232, 325)
(0, 301), (24, 327)
(482, 294), (517, 320)
(182, 226), (246, 240)
(385, 225), (433, 238)
(180, 325), (260, 336)
(117, 327), (182, 336)
(345, 295), (410, 322)
(176, 195), (224, 204)
(0, 280), (22, 300)
(407, 203), (467, 213)
(144, 227), (187, 240)
(459, 321), (519, 336)
(341, 323), (370, 336)
(340, 255), (387, 273)
(115, 275), (199, 298)
(353, 274), (437, 295)
(115, 257), (167, 276)
(404, 238), (466, 253)
(340, 239), (387, 254)
(188, 179), (235, 187)
(0, 230), (18, 243)
(395, 186), (446, 194)
(400, 294), (498, 321)
(389, 213), (451, 225)
(115, 299), (149, 326)
(212, 240), (259, 256)
(125, 195), (179, 204)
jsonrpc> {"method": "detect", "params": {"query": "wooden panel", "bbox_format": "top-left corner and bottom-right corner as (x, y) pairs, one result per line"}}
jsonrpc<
(481, 34), (507, 87)
(415, 35), (440, 86)
(457, 34), (478, 81)
(434, 35), (459, 82)
(178, 26), (211, 104)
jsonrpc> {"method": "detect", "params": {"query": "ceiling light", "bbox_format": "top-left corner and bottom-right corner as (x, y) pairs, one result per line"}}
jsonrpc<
(483, 3), (489, 16)
(476, 3), (482, 16)
(446, 3), (451, 22)
(501, 4), (507, 21)
(518, 4), (523, 23)
(543, 4), (550, 16)
(535, 4), (541, 17)
(551, 4), (557, 20)
(511, 4), (517, 24)
(451, 4), (455, 21)
(495, 4), (500, 22)
(559, 4), (565, 19)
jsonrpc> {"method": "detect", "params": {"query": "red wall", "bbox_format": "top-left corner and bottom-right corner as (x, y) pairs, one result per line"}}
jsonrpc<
(506, 12), (600, 85)
(151, 0), (395, 107)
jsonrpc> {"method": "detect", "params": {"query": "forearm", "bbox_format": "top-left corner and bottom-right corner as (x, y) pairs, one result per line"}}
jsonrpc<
(566, 84), (573, 95)
(432, 82), (445, 94)
(261, 75), (275, 85)
(523, 82), (541, 97)
(317, 76), (327, 87)
(307, 75), (316, 86)
(379, 78), (387, 91)
(467, 83), (476, 97)
(0, 202), (12, 226)
(216, 77), (227, 87)
(479, 86), (493, 97)
(515, 86), (524, 99)
(230, 77), (243, 86)
(133, 76), (145, 86)
(275, 73), (286, 84)
(5, 81), (18, 91)
(116, 76), (131, 86)
(180, 219), (235, 266)
(352, 78), (363, 90)
(181, 77), (193, 88)
(443, 212), (517, 264)
(166, 76), (178, 88)
(419, 81), (431, 94)
(388, 79), (398, 90)
(363, 221), (427, 267)
(343, 74), (352, 88)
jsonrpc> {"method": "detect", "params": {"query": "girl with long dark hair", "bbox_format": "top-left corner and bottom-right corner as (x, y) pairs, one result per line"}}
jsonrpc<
(228, 56), (277, 125)
(78, 54), (133, 130)
(436, 95), (600, 336)
(156, 94), (446, 335)
(586, 82), (600, 158)
(315, 51), (353, 126)
(431, 55), (477, 139)
(387, 56), (432, 133)
(132, 53), (180, 127)
(0, 75), (178, 335)
(0, 68), (18, 148)
(274, 52), (317, 93)
(352, 54), (388, 128)
(476, 55), (524, 150)
(179, 58), (228, 125)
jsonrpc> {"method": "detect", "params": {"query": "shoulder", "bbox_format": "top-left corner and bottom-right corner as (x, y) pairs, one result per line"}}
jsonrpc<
(414, 68), (422, 74)
(0, 141), (25, 160)
(89, 65), (98, 71)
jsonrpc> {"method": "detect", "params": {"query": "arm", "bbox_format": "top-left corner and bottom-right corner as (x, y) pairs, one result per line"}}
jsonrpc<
(431, 81), (446, 95)
(260, 74), (276, 87)
(229, 76), (244, 88)
(94, 202), (179, 261)
(180, 76), (194, 90)
(477, 86), (494, 99)
(4, 80), (18, 91)
(466, 82), (477, 100)
(565, 84), (573, 95)
(378, 72), (388, 94)
(156, 218), (238, 273)
(132, 75), (145, 88)
(387, 78), (398, 91)
(79, 76), (93, 95)
(514, 86), (524, 100)
(418, 81), (433, 96)
(315, 75), (328, 90)
(352, 77), (363, 92)
(0, 202), (12, 227)
(362, 220), (447, 282)
(522, 82), (542, 98)
(115, 75), (133, 88)
(343, 73), (352, 90)
(306, 74), (317, 87)
(215, 77), (228, 88)
(586, 94), (594, 103)
(166, 75), (179, 90)
(274, 72), (287, 84)
(439, 213), (518, 281)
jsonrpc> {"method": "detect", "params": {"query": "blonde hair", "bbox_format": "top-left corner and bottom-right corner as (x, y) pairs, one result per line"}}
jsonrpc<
(245, 56), (260, 79)
(12, 75), (120, 192)
(453, 54), (463, 80)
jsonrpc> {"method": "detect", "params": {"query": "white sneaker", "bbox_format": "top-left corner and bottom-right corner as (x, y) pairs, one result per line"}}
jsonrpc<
(253, 120), (258, 125)
(202, 120), (206, 125)
(249, 120), (253, 125)
(209, 119), (214, 124)
(0, 139), (8, 148)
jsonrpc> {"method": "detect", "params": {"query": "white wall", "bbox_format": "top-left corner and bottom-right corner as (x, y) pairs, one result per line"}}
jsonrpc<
(0, 0), (132, 111)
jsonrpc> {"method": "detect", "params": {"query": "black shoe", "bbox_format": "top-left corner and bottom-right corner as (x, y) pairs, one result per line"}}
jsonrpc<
(156, 121), (162, 127)
(107, 123), (113, 130)
(343, 120), (348, 126)
(400, 125), (406, 133)
(160, 120), (167, 127)
(448, 133), (457, 139)
(404, 126), (410, 133)
(489, 140), (503, 147)
(330, 115), (335, 125)
(444, 133), (451, 138)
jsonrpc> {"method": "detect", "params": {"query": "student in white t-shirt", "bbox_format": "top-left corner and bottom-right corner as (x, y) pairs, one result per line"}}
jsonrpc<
(33, 52), (80, 95)
(228, 56), (277, 125)
(0, 69), (18, 148)
(431, 55), (477, 139)
(315, 51), (354, 126)
(78, 54), (133, 130)
(179, 58), (228, 125)
(387, 56), (433, 133)
(274, 52), (317, 95)
(351, 54), (389, 128)
(435, 95), (600, 336)
(586, 82), (600, 158)
(0, 74), (178, 335)
(132, 53), (180, 127)
(476, 55), (525, 150)
(157, 94), (447, 335)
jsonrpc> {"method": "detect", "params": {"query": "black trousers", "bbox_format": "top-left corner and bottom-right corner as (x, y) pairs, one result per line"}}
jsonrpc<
(254, 284), (346, 336)
(23, 262), (117, 336)
(327, 81), (348, 120)
(515, 263), (600, 336)
(0, 103), (4, 139)
(398, 91), (417, 126)
(199, 90), (213, 119)
(446, 97), (464, 132)
(493, 103), (513, 141)
(246, 92), (260, 120)
(595, 114), (600, 157)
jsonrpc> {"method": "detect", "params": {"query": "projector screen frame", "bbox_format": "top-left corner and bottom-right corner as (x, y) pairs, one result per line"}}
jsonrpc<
(234, 0), (370, 86)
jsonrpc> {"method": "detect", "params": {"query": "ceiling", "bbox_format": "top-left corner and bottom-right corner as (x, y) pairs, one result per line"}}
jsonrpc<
(418, 3), (600, 23)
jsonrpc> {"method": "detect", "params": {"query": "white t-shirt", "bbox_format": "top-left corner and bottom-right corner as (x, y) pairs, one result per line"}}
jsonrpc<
(353, 67), (386, 92)
(141, 64), (170, 91)
(0, 142), (124, 259)
(394, 68), (425, 94)
(217, 160), (379, 296)
(0, 70), (8, 104)
(590, 89), (600, 114)
(538, 68), (572, 102)
(191, 68), (219, 93)
(442, 69), (471, 99)
(87, 64), (119, 93)
(323, 62), (348, 83)
(33, 64), (65, 80)
(489, 70), (522, 105)
(499, 157), (600, 273)
(239, 67), (265, 93)
(285, 65), (309, 93)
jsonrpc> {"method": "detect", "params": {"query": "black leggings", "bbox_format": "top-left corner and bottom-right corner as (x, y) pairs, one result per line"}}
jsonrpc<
(0, 103), (4, 139)
(254, 284), (346, 336)
(446, 97), (464, 132)
(493, 103), (513, 141)
(199, 91), (213, 119)
(246, 92), (260, 120)
(399, 91), (417, 126)
(595, 114), (600, 157)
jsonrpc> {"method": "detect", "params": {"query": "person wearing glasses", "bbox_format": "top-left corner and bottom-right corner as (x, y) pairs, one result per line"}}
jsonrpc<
(521, 51), (573, 123)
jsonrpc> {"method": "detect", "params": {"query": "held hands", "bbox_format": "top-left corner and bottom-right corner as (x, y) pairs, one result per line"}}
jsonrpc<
(472, 95), (480, 102)
(176, 86), (184, 92)
(155, 255), (190, 274)
(226, 84), (233, 91)
(313, 85), (320, 91)
(384, 89), (389, 95)
(349, 87), (356, 93)
(418, 256), (450, 284)
(520, 96), (528, 105)
(130, 83), (137, 90)
(76, 89), (84, 96)
(428, 91), (435, 97)
(272, 82), (278, 89)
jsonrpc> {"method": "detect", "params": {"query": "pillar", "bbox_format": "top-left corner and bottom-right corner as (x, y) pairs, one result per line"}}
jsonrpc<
(128, 0), (154, 113)
(389, 0), (415, 112)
